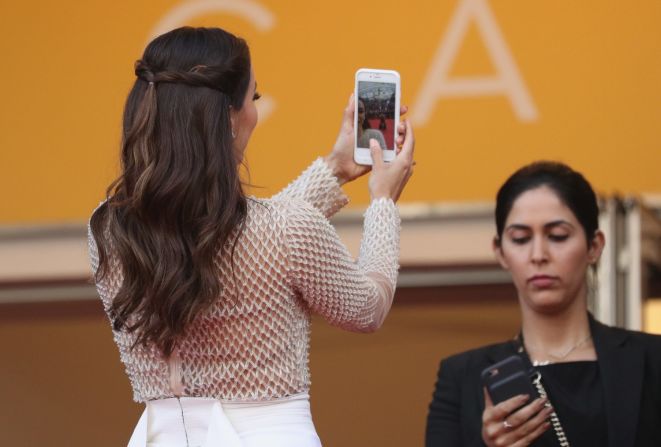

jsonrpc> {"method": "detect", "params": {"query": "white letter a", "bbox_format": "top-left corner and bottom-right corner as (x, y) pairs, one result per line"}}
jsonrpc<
(411, 0), (538, 125)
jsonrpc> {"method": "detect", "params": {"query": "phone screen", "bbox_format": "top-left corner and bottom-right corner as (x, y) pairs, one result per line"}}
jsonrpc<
(356, 81), (397, 151)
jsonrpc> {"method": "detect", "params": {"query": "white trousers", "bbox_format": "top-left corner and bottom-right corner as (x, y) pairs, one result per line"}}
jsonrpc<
(127, 393), (322, 447)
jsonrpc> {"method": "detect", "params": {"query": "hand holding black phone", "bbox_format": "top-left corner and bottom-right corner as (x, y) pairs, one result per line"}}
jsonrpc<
(481, 355), (537, 406)
(480, 355), (556, 446)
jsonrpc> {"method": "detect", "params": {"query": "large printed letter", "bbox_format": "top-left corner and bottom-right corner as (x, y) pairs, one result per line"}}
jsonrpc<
(411, 0), (538, 125)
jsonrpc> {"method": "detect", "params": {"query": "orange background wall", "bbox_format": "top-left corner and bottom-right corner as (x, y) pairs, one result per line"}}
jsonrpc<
(1, 0), (660, 223)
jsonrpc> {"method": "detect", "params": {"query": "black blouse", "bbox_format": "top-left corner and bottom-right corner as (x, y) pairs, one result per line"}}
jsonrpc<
(532, 361), (609, 446)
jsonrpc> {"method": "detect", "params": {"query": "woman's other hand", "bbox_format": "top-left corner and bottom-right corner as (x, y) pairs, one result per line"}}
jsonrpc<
(368, 119), (415, 202)
(481, 388), (552, 447)
(325, 93), (408, 185)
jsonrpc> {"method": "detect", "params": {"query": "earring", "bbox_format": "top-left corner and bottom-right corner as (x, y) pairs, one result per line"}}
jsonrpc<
(231, 128), (236, 139)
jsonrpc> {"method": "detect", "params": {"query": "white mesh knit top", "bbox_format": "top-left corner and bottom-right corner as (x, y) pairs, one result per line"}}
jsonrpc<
(88, 158), (400, 402)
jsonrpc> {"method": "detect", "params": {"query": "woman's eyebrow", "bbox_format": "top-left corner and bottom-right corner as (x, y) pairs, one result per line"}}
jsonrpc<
(505, 223), (531, 232)
(544, 220), (574, 230)
(505, 220), (574, 232)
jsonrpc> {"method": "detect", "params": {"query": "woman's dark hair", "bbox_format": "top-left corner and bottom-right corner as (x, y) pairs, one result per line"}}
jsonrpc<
(90, 27), (252, 356)
(495, 161), (599, 246)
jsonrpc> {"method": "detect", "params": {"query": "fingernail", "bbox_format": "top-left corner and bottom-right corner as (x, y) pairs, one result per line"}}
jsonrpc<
(518, 394), (530, 401)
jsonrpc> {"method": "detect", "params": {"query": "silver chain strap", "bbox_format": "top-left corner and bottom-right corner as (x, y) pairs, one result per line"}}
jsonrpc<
(531, 371), (570, 447)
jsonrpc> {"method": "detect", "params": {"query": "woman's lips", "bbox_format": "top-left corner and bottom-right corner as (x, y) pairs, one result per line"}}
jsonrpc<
(528, 275), (558, 288)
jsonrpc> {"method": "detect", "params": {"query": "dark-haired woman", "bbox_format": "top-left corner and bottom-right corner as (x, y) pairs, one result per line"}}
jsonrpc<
(89, 26), (414, 447)
(425, 162), (661, 447)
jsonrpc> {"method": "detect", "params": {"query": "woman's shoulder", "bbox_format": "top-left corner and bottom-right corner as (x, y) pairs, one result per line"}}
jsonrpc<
(249, 194), (311, 209)
(592, 317), (661, 348)
(88, 200), (109, 237)
(89, 199), (108, 220)
(618, 326), (661, 349)
(246, 197), (330, 240)
(249, 195), (325, 220)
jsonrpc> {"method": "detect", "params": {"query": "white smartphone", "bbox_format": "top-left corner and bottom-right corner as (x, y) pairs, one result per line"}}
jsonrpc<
(354, 68), (401, 166)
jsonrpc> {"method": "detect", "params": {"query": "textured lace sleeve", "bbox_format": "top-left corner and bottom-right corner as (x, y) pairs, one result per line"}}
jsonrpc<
(285, 198), (400, 332)
(273, 158), (349, 218)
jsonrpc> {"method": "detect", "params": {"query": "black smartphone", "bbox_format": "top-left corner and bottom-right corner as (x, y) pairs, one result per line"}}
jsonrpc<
(481, 355), (537, 406)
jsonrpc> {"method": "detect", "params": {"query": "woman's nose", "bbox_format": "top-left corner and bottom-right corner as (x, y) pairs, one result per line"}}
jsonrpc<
(530, 236), (549, 264)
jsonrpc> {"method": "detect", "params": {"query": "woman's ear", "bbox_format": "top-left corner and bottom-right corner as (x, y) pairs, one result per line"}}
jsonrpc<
(588, 230), (605, 265)
(493, 236), (509, 270)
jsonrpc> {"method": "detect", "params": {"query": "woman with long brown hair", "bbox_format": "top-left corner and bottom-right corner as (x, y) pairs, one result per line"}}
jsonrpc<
(89, 26), (414, 446)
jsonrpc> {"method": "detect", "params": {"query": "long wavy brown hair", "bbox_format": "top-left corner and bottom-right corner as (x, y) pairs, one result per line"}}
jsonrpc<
(90, 27), (252, 357)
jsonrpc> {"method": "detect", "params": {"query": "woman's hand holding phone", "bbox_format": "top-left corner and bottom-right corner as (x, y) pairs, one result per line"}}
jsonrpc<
(481, 388), (553, 447)
(368, 119), (415, 202)
(325, 93), (409, 186)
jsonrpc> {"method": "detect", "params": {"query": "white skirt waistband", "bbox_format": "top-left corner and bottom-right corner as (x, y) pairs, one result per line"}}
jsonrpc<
(128, 393), (321, 447)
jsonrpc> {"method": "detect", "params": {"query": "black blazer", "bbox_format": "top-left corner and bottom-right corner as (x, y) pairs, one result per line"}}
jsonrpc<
(425, 315), (661, 447)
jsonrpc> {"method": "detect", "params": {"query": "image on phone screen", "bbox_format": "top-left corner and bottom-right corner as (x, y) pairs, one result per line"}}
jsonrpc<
(356, 81), (396, 151)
